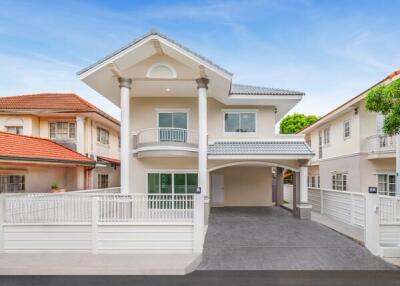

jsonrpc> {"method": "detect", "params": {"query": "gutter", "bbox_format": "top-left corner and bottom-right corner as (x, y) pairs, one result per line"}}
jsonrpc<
(0, 155), (95, 166)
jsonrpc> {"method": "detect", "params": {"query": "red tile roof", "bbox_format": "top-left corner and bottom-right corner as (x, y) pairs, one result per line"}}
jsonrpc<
(97, 155), (120, 165)
(0, 93), (119, 125)
(0, 132), (95, 165)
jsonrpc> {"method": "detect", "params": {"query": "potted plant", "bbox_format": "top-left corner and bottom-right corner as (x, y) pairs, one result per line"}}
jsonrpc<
(50, 182), (65, 193)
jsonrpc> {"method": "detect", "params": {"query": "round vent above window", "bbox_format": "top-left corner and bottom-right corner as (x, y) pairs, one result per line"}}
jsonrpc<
(146, 62), (177, 79)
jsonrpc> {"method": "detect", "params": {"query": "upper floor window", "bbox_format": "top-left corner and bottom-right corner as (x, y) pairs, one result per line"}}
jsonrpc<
(343, 120), (351, 139)
(6, 126), (23, 135)
(332, 172), (347, 191)
(318, 131), (323, 159)
(323, 127), (330, 145)
(49, 122), (75, 140)
(97, 127), (109, 145)
(224, 111), (256, 134)
(158, 111), (188, 142)
(0, 175), (25, 193)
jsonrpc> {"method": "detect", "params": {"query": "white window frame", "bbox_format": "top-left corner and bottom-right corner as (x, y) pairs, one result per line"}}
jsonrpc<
(156, 109), (190, 130)
(97, 174), (109, 189)
(377, 173), (396, 196)
(331, 172), (347, 191)
(343, 120), (351, 140)
(0, 175), (25, 193)
(49, 121), (76, 140)
(323, 127), (330, 146)
(6, 126), (23, 135)
(222, 109), (257, 136)
(97, 126), (110, 145)
(145, 169), (198, 194)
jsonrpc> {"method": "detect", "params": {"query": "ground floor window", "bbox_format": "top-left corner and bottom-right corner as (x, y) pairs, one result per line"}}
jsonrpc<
(378, 174), (396, 196)
(317, 175), (320, 188)
(308, 175), (319, 188)
(147, 172), (198, 194)
(0, 175), (25, 193)
(332, 172), (347, 191)
(98, 174), (109, 189)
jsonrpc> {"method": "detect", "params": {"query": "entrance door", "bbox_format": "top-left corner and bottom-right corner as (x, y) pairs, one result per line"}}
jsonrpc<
(211, 174), (224, 205)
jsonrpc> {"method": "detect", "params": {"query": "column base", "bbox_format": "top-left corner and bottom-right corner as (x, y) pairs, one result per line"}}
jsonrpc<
(295, 204), (312, 220)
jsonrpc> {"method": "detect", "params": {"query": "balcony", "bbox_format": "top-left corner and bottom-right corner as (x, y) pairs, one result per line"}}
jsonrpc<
(367, 134), (396, 159)
(133, 128), (199, 158)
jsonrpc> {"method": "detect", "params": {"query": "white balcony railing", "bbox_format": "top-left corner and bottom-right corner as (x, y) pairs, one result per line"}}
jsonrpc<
(134, 128), (198, 148)
(367, 134), (396, 154)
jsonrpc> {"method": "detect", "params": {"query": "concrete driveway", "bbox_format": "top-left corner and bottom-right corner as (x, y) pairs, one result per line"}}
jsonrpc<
(198, 207), (396, 270)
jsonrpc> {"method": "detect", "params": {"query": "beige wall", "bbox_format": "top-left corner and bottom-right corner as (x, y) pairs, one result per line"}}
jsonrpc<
(0, 164), (81, 193)
(92, 166), (121, 188)
(130, 97), (276, 140)
(210, 166), (273, 206)
(0, 115), (36, 136)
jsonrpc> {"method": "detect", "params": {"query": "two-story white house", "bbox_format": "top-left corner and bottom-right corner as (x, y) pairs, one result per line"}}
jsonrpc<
(0, 93), (120, 192)
(300, 70), (400, 196)
(77, 31), (314, 220)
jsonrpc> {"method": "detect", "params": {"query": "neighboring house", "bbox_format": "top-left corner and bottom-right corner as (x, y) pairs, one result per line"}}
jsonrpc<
(0, 93), (120, 191)
(0, 132), (95, 193)
(300, 70), (400, 196)
(78, 31), (314, 219)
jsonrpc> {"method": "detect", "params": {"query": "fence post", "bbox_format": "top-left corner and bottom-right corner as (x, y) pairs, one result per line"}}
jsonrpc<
(365, 194), (380, 256)
(350, 194), (354, 226)
(91, 197), (99, 254)
(320, 189), (324, 215)
(0, 195), (4, 253)
(193, 194), (204, 253)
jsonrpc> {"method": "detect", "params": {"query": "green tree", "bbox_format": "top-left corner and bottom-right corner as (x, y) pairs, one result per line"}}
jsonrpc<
(279, 113), (319, 134)
(365, 78), (400, 136)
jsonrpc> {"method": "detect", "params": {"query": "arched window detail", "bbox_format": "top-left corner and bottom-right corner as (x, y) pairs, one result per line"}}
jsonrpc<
(146, 62), (177, 79)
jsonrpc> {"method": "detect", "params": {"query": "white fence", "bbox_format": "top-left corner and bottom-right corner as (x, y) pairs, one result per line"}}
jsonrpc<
(308, 188), (365, 229)
(0, 190), (204, 253)
(308, 187), (400, 257)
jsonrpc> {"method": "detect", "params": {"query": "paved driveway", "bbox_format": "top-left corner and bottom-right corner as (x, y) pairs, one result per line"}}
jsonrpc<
(198, 207), (396, 270)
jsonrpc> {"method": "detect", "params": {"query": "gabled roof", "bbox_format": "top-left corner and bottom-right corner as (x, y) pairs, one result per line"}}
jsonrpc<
(0, 93), (119, 125)
(208, 140), (313, 156)
(77, 30), (232, 77)
(299, 69), (400, 134)
(230, 84), (304, 96)
(0, 132), (95, 165)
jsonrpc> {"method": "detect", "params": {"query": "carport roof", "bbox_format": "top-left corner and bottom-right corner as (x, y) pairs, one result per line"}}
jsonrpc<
(208, 140), (314, 156)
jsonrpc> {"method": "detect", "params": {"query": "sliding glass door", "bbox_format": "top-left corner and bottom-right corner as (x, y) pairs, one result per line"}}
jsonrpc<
(147, 172), (198, 208)
(158, 112), (188, 142)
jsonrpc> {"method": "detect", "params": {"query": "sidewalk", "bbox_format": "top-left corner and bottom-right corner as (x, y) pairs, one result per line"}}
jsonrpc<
(0, 253), (201, 275)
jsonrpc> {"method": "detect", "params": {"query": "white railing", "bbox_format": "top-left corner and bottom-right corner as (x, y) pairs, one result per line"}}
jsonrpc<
(379, 195), (400, 225)
(3, 193), (195, 225)
(308, 188), (366, 229)
(367, 134), (396, 154)
(135, 128), (198, 147)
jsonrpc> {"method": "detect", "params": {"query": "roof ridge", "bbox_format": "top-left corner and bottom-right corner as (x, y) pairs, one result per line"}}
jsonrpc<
(0, 131), (93, 161)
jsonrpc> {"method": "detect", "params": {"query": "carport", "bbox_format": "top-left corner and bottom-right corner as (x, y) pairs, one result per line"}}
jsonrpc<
(198, 207), (395, 270)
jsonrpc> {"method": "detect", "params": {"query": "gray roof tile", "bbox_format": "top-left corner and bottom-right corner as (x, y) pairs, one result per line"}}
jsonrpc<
(208, 140), (313, 155)
(230, 84), (304, 96)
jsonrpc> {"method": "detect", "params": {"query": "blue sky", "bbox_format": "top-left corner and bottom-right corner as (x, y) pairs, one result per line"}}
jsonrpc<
(1, 0), (399, 119)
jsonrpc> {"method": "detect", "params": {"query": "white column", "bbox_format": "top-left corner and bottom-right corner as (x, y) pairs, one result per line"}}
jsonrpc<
(396, 134), (400, 196)
(196, 78), (209, 196)
(76, 115), (85, 155)
(300, 164), (308, 203)
(119, 77), (132, 194)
